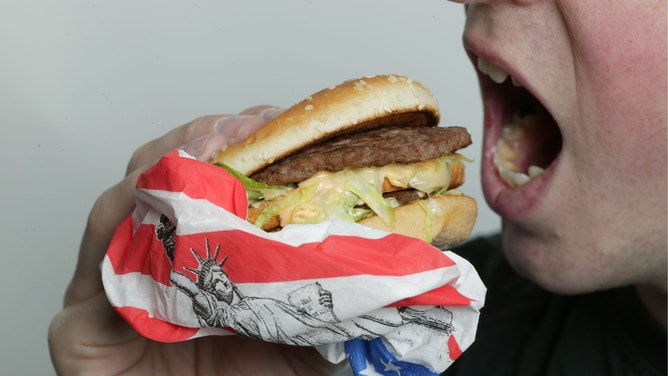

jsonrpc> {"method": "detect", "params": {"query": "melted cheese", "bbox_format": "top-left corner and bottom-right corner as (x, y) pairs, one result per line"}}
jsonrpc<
(262, 155), (460, 228)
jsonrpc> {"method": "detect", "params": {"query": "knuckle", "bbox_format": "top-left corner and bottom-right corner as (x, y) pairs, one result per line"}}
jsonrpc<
(126, 115), (224, 176)
(126, 145), (147, 175)
(183, 115), (219, 143)
(86, 188), (115, 237)
(86, 176), (136, 239)
(181, 118), (203, 144)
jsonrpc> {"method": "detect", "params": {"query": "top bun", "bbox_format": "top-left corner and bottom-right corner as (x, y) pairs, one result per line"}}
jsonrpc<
(212, 74), (440, 175)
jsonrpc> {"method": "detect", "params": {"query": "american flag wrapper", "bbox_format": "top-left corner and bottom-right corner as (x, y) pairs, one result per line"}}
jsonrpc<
(102, 150), (486, 375)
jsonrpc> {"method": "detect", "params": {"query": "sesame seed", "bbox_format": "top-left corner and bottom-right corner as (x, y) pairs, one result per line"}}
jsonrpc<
(354, 80), (367, 90)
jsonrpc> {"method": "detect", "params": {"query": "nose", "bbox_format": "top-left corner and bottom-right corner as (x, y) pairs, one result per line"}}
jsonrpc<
(448, 0), (538, 4)
(448, 0), (539, 14)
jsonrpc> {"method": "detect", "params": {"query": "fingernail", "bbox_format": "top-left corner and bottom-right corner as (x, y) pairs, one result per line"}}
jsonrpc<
(259, 107), (286, 121)
(215, 115), (265, 142)
(182, 134), (209, 157)
(215, 116), (256, 138)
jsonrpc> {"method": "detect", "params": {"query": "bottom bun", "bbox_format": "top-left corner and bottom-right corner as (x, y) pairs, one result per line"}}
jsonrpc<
(357, 194), (477, 247)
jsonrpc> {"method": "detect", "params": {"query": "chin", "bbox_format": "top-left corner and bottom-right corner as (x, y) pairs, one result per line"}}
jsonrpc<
(500, 217), (667, 295)
(500, 221), (556, 289)
(498, 221), (593, 295)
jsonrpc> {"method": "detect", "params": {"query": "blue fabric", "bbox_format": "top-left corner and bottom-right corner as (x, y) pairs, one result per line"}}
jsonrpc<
(345, 338), (439, 376)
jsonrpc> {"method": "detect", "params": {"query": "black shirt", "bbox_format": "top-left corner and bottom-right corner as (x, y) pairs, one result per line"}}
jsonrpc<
(445, 234), (667, 376)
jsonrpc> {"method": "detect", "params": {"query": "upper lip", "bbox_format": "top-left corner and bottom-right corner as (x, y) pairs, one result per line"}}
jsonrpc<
(463, 38), (533, 104)
(463, 35), (559, 134)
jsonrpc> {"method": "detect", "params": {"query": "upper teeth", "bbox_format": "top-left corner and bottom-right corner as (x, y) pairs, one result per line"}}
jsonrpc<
(478, 56), (543, 187)
(477, 57), (522, 87)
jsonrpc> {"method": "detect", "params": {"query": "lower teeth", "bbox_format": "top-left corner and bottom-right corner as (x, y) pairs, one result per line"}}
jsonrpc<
(494, 112), (545, 188)
(528, 165), (545, 177)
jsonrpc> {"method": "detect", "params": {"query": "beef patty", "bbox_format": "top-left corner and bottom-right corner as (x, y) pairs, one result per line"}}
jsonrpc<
(251, 126), (471, 186)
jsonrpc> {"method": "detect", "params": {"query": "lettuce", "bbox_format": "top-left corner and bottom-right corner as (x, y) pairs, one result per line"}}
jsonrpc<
(215, 155), (461, 230)
(342, 170), (395, 226)
(214, 162), (293, 205)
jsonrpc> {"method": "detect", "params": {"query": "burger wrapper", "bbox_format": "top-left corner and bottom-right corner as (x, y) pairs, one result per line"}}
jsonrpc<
(102, 150), (486, 375)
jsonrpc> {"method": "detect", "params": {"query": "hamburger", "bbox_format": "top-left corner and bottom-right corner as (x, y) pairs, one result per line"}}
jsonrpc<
(211, 74), (477, 246)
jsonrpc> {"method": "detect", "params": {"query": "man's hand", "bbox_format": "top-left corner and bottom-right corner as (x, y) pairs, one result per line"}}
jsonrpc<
(48, 106), (342, 375)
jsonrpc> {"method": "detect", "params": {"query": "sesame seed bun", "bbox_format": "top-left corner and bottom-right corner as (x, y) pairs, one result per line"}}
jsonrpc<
(212, 74), (439, 175)
(358, 193), (477, 247)
(211, 74), (476, 246)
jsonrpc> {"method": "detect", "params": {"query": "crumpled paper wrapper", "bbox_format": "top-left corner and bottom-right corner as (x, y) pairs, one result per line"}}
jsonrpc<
(102, 150), (486, 375)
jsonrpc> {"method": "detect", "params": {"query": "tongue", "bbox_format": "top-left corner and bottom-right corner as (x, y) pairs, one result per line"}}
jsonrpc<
(512, 103), (562, 172)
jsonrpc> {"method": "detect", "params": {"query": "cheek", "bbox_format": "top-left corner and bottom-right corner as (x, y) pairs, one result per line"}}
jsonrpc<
(567, 3), (667, 181)
(564, 1), (666, 105)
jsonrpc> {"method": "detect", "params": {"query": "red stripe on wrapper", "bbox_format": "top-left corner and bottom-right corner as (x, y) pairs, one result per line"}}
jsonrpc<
(107, 216), (175, 285)
(115, 306), (200, 343)
(172, 231), (456, 283)
(108, 217), (458, 297)
(448, 334), (464, 361)
(389, 284), (473, 307)
(136, 151), (248, 219)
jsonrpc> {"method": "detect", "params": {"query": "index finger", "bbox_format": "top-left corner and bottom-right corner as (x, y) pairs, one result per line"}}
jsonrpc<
(65, 168), (144, 305)
(126, 107), (284, 174)
(126, 115), (227, 175)
(64, 109), (281, 305)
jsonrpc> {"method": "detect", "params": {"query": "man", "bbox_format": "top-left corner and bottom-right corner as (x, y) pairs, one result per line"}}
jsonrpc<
(443, 1), (667, 374)
(49, 0), (666, 374)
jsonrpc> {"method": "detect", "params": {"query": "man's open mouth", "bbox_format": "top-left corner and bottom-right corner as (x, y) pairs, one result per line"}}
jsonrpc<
(477, 56), (563, 189)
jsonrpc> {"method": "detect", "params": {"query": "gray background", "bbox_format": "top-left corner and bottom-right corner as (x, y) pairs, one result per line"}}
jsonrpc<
(0, 1), (499, 374)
